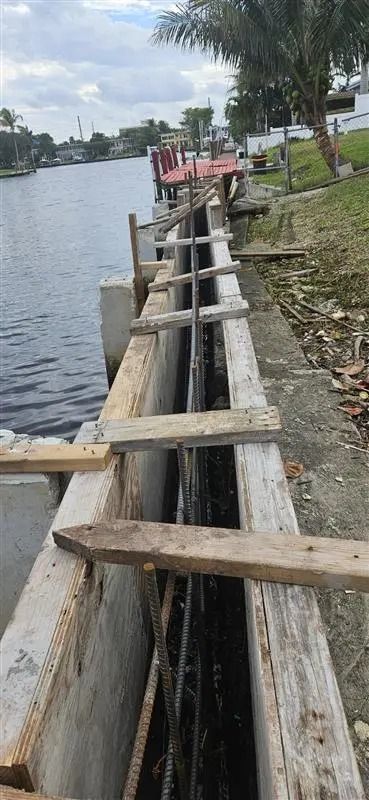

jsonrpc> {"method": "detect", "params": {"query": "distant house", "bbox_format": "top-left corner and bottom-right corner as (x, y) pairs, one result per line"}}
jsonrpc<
(108, 137), (134, 157)
(56, 141), (89, 162)
(160, 130), (192, 148)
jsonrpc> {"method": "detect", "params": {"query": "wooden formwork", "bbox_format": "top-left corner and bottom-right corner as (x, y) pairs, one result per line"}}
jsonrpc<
(207, 197), (364, 799)
(0, 229), (185, 798)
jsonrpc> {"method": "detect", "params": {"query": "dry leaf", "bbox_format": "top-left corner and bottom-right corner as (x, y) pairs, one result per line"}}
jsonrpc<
(339, 405), (363, 417)
(284, 460), (304, 479)
(334, 360), (365, 376)
(331, 378), (347, 391)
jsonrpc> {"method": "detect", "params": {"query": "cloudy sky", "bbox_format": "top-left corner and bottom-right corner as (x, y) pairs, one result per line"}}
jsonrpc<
(1, 0), (230, 142)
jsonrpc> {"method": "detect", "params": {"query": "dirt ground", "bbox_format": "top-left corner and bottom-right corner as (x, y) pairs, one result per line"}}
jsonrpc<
(230, 185), (369, 792)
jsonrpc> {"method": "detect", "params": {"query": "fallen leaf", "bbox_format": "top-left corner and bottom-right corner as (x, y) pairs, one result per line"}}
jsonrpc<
(331, 378), (346, 391)
(334, 359), (365, 376)
(339, 405), (363, 417)
(359, 391), (369, 400)
(284, 460), (304, 479)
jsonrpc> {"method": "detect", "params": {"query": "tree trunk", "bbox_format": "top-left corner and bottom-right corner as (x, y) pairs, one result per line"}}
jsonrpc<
(13, 132), (20, 172)
(360, 62), (368, 95)
(312, 124), (336, 174)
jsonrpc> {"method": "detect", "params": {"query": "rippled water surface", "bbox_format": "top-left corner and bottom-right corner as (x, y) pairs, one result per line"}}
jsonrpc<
(1, 158), (154, 438)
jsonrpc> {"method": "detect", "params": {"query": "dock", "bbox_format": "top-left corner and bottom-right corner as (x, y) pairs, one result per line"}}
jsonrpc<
(0, 168), (366, 800)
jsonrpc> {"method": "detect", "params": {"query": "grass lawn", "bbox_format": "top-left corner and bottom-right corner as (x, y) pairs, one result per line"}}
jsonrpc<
(253, 128), (369, 192)
(247, 173), (369, 438)
(249, 173), (369, 308)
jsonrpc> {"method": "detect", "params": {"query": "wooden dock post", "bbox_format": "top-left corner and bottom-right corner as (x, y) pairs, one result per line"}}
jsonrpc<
(129, 212), (145, 314)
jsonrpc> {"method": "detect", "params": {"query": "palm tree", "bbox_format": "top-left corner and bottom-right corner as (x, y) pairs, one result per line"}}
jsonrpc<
(0, 108), (23, 171)
(17, 124), (36, 169)
(153, 0), (369, 172)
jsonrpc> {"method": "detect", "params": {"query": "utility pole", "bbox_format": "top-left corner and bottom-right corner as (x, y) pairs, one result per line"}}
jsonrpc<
(77, 115), (84, 141)
(91, 121), (95, 135)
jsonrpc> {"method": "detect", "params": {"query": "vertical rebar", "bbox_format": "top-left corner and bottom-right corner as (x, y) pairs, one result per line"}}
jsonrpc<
(189, 650), (202, 800)
(161, 574), (193, 800)
(122, 573), (176, 800)
(177, 441), (193, 524)
(144, 563), (188, 800)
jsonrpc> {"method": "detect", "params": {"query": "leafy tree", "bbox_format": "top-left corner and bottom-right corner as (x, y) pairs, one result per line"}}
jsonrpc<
(180, 106), (214, 149)
(89, 132), (110, 158)
(0, 107), (23, 170)
(225, 77), (290, 140)
(158, 119), (171, 133)
(37, 132), (56, 159)
(17, 124), (36, 168)
(153, 0), (369, 172)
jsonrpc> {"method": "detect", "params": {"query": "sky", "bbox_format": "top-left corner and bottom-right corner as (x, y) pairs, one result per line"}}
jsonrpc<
(1, 0), (231, 142)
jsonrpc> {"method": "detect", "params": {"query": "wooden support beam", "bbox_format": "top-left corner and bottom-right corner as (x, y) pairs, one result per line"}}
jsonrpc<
(230, 247), (305, 259)
(81, 406), (281, 452)
(0, 443), (112, 474)
(128, 212), (145, 313)
(131, 300), (248, 335)
(0, 787), (78, 800)
(158, 187), (217, 234)
(148, 262), (241, 293)
(53, 519), (369, 594)
(140, 260), (168, 270)
(155, 233), (233, 249)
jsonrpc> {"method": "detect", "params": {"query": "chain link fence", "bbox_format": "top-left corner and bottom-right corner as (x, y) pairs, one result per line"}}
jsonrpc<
(243, 111), (369, 193)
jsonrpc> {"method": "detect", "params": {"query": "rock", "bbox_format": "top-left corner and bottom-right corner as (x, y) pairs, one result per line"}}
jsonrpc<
(354, 720), (369, 743)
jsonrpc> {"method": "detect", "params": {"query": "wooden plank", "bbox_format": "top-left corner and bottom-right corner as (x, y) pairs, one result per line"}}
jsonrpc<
(54, 520), (369, 593)
(0, 787), (78, 800)
(81, 406), (281, 452)
(230, 247), (305, 259)
(207, 197), (364, 798)
(158, 187), (217, 234)
(140, 260), (168, 270)
(129, 212), (145, 313)
(155, 233), (233, 248)
(0, 239), (186, 796)
(0, 443), (112, 473)
(148, 262), (241, 293)
(131, 300), (249, 335)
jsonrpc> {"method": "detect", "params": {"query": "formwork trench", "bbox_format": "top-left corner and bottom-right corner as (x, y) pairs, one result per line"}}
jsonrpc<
(132, 207), (258, 800)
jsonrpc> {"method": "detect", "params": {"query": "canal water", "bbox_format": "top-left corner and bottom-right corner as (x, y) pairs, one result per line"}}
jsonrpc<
(1, 158), (154, 439)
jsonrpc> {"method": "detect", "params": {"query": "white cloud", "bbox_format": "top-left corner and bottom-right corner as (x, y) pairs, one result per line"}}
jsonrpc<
(2, 0), (228, 141)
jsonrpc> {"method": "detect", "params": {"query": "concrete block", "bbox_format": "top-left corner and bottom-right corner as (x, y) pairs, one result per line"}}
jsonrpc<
(100, 276), (137, 384)
(0, 431), (63, 635)
(338, 162), (354, 177)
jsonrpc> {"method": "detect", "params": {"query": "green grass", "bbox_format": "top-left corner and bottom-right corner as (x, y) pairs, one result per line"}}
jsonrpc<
(249, 173), (369, 309)
(254, 128), (369, 192)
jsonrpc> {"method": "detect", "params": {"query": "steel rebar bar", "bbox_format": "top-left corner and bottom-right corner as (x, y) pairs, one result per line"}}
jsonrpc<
(122, 573), (176, 799)
(176, 441), (193, 525)
(144, 563), (188, 800)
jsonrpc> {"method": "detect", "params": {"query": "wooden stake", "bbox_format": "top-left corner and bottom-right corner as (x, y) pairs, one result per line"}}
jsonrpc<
(128, 212), (145, 314)
(54, 519), (369, 594)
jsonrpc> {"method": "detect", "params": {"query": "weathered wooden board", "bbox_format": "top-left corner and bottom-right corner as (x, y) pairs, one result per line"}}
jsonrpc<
(208, 198), (364, 799)
(81, 406), (281, 452)
(0, 224), (186, 798)
(148, 262), (241, 293)
(54, 520), (369, 593)
(0, 443), (112, 473)
(155, 233), (233, 248)
(131, 300), (249, 335)
(0, 787), (78, 800)
(230, 247), (305, 259)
